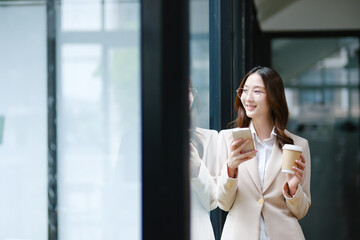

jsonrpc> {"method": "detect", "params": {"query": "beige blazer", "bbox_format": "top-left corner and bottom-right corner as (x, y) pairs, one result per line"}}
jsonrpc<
(216, 129), (311, 240)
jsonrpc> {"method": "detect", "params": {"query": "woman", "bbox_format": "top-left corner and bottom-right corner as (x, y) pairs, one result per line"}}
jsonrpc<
(189, 86), (218, 240)
(216, 66), (311, 240)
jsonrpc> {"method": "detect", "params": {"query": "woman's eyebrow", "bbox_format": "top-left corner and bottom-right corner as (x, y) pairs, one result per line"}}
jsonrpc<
(243, 85), (265, 89)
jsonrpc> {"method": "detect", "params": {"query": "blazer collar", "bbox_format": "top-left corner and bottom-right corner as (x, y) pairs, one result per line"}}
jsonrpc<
(246, 138), (282, 193)
(246, 154), (261, 193)
(249, 122), (277, 143)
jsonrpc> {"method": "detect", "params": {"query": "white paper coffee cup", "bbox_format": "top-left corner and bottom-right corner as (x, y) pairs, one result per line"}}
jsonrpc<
(282, 144), (302, 174)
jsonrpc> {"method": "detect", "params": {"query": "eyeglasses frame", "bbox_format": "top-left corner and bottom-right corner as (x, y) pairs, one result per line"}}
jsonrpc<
(236, 88), (267, 99)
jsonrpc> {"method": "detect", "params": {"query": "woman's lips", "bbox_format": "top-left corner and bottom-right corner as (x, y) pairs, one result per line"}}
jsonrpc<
(246, 104), (256, 111)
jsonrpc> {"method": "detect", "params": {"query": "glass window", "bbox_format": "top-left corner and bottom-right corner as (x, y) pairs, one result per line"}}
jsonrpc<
(57, 1), (141, 239)
(0, 2), (47, 239)
(61, 0), (102, 31)
(272, 37), (359, 239)
(190, 0), (210, 129)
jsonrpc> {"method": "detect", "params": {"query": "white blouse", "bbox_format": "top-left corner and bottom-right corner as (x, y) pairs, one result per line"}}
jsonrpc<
(250, 123), (276, 240)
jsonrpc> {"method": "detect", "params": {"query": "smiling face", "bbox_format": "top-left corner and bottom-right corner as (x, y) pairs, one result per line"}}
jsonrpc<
(240, 73), (272, 121)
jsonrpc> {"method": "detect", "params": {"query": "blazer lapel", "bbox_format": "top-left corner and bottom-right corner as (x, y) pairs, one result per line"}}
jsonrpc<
(246, 156), (262, 193)
(262, 140), (282, 193)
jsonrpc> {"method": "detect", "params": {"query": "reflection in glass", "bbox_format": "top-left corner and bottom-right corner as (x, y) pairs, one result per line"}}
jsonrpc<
(272, 37), (359, 239)
(189, 1), (219, 240)
(58, 1), (141, 239)
(189, 86), (217, 240)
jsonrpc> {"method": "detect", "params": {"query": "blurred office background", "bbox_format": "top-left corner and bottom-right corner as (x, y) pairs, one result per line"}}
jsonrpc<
(0, 0), (359, 239)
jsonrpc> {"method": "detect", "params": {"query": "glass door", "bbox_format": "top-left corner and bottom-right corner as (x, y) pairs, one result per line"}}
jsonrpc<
(272, 37), (360, 240)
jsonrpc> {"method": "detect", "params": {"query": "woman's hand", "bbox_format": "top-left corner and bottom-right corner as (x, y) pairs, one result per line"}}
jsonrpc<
(227, 138), (257, 178)
(286, 154), (306, 196)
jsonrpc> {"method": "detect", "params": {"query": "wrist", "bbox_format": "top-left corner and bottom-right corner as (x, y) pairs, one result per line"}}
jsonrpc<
(227, 164), (238, 178)
(288, 183), (298, 197)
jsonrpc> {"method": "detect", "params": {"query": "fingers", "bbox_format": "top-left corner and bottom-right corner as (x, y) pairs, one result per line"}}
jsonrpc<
(228, 150), (257, 170)
(232, 150), (256, 162)
(238, 138), (252, 152)
(300, 154), (306, 164)
(286, 155), (306, 191)
(292, 166), (303, 179)
(231, 138), (253, 153)
(241, 149), (257, 159)
(228, 139), (256, 169)
(228, 155), (251, 169)
(230, 138), (244, 151)
(295, 154), (306, 170)
(228, 137), (257, 170)
(295, 159), (305, 169)
(291, 160), (304, 180)
(230, 139), (244, 157)
(230, 142), (256, 160)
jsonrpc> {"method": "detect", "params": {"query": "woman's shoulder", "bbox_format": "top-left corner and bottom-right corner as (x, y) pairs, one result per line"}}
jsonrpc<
(218, 128), (238, 142)
(195, 127), (218, 136)
(195, 127), (218, 142)
(285, 129), (309, 146)
(219, 128), (235, 136)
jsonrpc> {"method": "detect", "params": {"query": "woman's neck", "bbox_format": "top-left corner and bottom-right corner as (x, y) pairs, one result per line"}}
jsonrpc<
(252, 117), (274, 142)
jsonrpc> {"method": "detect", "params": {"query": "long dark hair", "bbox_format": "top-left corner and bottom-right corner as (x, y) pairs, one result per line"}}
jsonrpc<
(234, 66), (294, 149)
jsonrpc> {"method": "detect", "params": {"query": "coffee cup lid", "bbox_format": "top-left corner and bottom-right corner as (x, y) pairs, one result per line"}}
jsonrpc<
(282, 144), (302, 152)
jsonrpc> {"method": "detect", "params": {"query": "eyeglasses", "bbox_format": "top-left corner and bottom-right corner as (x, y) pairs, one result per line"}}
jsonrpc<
(236, 88), (266, 99)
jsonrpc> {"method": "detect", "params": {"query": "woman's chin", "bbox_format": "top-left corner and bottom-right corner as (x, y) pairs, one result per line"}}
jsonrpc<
(245, 111), (256, 118)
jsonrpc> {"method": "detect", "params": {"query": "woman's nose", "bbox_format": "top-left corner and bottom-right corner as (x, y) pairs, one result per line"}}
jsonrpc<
(245, 91), (254, 101)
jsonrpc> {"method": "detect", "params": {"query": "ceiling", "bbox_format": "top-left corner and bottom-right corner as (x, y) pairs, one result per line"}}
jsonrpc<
(271, 38), (358, 82)
(253, 0), (360, 32)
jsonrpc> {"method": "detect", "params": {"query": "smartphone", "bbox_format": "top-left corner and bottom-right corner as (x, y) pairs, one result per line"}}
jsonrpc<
(232, 127), (255, 152)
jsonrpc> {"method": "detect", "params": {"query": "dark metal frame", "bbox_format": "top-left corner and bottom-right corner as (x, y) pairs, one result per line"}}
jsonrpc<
(209, 0), (233, 131)
(141, 0), (190, 239)
(209, 0), (234, 238)
(47, 0), (57, 239)
(209, 0), (221, 131)
(264, 30), (360, 39)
